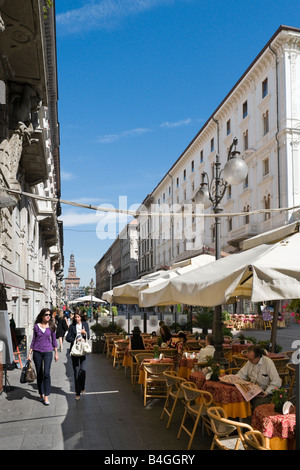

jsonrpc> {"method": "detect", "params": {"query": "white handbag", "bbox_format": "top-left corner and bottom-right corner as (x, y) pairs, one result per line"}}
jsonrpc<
(71, 339), (91, 356)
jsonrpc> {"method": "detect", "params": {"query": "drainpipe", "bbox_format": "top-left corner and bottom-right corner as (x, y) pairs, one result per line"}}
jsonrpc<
(167, 173), (174, 261)
(269, 44), (281, 208)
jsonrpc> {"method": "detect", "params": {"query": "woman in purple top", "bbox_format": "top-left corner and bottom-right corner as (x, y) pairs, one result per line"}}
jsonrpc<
(27, 308), (58, 405)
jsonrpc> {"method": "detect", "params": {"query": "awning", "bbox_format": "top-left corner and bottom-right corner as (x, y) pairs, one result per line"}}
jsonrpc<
(0, 265), (25, 289)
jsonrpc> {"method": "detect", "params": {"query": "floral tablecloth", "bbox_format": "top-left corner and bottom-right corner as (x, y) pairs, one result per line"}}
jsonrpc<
(189, 371), (206, 389)
(252, 404), (296, 439)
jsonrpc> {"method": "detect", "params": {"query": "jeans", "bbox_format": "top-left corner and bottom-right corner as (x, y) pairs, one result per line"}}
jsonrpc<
(33, 350), (53, 397)
(71, 355), (87, 395)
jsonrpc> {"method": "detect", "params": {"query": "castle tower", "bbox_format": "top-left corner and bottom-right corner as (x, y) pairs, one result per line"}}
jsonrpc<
(64, 253), (80, 301)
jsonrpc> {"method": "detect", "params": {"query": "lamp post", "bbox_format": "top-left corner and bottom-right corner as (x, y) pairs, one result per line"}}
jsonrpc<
(90, 278), (94, 322)
(107, 260), (115, 325)
(194, 138), (248, 364)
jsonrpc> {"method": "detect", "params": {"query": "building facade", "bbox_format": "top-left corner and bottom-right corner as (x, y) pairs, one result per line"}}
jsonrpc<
(137, 25), (300, 275)
(0, 1), (63, 341)
(64, 253), (80, 301)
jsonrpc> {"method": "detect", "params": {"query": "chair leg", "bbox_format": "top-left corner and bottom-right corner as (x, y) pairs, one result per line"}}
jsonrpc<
(166, 397), (178, 429)
(160, 393), (170, 421)
(187, 413), (201, 451)
(177, 406), (188, 439)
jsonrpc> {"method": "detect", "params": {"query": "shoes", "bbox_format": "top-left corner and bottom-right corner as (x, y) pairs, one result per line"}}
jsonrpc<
(75, 395), (80, 401)
(44, 400), (50, 406)
(81, 390), (86, 395)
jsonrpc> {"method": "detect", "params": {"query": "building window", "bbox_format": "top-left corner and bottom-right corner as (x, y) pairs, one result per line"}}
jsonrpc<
(176, 177), (179, 188)
(191, 180), (195, 192)
(243, 174), (248, 189)
(168, 185), (171, 196)
(264, 194), (271, 221)
(200, 150), (204, 163)
(162, 192), (165, 203)
(244, 205), (250, 224)
(227, 185), (232, 199)
(191, 160), (194, 173)
(183, 169), (186, 181)
(226, 119), (231, 136)
(263, 110), (269, 135)
(243, 100), (248, 119)
(243, 129), (248, 150)
(228, 217), (232, 232)
(262, 78), (268, 98)
(210, 138), (214, 152)
(263, 158), (269, 176)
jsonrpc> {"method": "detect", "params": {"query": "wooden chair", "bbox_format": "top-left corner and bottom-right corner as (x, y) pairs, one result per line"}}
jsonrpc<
(112, 340), (129, 368)
(102, 333), (116, 355)
(243, 430), (269, 450)
(143, 362), (174, 407)
(272, 357), (290, 385)
(106, 335), (120, 358)
(207, 406), (254, 450)
(186, 341), (201, 351)
(132, 352), (155, 392)
(286, 363), (296, 400)
(160, 348), (178, 365)
(232, 355), (248, 368)
(129, 349), (148, 384)
(264, 320), (272, 330)
(177, 381), (214, 450)
(160, 371), (186, 429)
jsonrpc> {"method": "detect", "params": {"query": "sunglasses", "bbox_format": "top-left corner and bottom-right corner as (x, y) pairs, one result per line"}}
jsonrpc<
(44, 313), (51, 316)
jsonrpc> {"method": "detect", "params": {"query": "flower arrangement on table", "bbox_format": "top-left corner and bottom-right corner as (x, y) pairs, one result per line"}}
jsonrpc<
(204, 356), (221, 381)
(271, 387), (288, 413)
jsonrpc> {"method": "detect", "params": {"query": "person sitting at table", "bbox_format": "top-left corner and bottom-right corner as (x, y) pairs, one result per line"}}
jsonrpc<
(160, 324), (172, 343)
(236, 345), (282, 410)
(129, 326), (145, 350)
(197, 334), (215, 363)
(155, 320), (165, 337)
(168, 332), (187, 355)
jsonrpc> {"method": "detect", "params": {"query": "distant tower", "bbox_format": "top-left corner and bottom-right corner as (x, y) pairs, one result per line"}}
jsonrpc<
(64, 253), (80, 301)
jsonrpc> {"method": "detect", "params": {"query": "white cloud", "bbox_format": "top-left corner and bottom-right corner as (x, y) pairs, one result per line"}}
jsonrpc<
(97, 127), (151, 144)
(56, 0), (174, 34)
(61, 170), (76, 181)
(160, 118), (192, 128)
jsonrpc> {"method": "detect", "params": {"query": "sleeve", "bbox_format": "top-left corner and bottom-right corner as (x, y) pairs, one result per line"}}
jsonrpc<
(30, 325), (37, 349)
(52, 330), (58, 349)
(265, 359), (282, 395)
(84, 322), (90, 340)
(66, 325), (75, 343)
(236, 362), (250, 381)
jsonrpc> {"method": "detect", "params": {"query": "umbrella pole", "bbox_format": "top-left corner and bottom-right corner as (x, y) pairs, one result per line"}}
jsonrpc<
(270, 300), (279, 353)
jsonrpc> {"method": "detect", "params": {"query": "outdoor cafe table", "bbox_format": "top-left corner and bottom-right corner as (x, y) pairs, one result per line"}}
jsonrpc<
(178, 356), (198, 379)
(189, 371), (251, 419)
(252, 403), (296, 450)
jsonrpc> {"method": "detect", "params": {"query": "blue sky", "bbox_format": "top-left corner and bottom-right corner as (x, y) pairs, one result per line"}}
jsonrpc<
(55, 0), (300, 287)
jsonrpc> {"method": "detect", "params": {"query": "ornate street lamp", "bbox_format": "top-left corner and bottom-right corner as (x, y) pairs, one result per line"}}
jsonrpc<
(107, 260), (115, 324)
(194, 138), (248, 364)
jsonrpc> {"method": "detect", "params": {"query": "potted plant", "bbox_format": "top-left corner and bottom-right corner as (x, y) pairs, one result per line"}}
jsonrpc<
(206, 356), (221, 381)
(238, 333), (246, 344)
(271, 387), (288, 413)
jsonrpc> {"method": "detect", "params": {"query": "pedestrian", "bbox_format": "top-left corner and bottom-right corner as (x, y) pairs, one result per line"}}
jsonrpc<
(27, 308), (58, 405)
(55, 308), (69, 352)
(66, 310), (90, 401)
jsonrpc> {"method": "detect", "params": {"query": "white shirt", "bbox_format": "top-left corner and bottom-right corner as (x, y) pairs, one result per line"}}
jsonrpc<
(236, 355), (282, 395)
(198, 344), (215, 362)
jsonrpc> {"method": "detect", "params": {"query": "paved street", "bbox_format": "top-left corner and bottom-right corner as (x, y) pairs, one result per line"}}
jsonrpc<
(0, 323), (299, 451)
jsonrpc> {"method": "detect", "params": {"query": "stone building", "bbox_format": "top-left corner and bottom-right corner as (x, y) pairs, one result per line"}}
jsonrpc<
(0, 1), (63, 340)
(64, 253), (80, 302)
(137, 25), (300, 274)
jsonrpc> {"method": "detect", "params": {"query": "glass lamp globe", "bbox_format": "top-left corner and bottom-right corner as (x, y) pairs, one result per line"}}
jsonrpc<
(194, 186), (211, 209)
(223, 157), (248, 185)
(107, 263), (115, 275)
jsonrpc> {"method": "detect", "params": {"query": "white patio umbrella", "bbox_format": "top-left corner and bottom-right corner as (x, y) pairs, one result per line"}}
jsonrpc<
(139, 229), (300, 308)
(69, 295), (106, 304)
(101, 290), (113, 303)
(111, 254), (215, 305)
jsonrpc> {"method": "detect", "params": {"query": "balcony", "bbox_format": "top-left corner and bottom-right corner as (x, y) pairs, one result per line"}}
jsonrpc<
(227, 223), (260, 248)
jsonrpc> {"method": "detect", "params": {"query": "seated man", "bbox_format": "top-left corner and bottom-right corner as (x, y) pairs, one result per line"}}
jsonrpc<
(236, 345), (281, 409)
(197, 334), (215, 362)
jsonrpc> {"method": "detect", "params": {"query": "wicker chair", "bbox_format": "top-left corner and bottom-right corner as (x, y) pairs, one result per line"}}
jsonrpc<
(286, 363), (296, 400)
(143, 362), (174, 407)
(160, 371), (186, 429)
(177, 381), (214, 450)
(129, 349), (148, 384)
(232, 355), (248, 368)
(207, 406), (254, 450)
(272, 357), (290, 385)
(132, 352), (155, 392)
(244, 430), (269, 450)
(112, 340), (129, 368)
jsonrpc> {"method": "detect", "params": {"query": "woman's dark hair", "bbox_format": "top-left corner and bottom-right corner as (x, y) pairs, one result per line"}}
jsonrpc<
(178, 332), (187, 342)
(35, 308), (56, 333)
(161, 325), (171, 342)
(72, 310), (87, 325)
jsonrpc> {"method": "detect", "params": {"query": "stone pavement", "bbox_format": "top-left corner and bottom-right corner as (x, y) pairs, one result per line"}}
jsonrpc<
(0, 341), (211, 451)
(0, 322), (299, 452)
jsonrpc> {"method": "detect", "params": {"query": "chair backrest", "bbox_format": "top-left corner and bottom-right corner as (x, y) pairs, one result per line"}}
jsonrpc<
(186, 341), (201, 350)
(163, 371), (186, 390)
(180, 381), (213, 408)
(159, 348), (178, 357)
(232, 355), (248, 367)
(134, 352), (155, 365)
(143, 362), (173, 376)
(244, 431), (269, 450)
(114, 340), (129, 351)
(272, 357), (290, 372)
(207, 406), (253, 443)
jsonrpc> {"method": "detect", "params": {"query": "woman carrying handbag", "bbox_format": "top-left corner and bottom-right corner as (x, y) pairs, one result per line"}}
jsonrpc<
(66, 310), (90, 400)
(27, 308), (58, 405)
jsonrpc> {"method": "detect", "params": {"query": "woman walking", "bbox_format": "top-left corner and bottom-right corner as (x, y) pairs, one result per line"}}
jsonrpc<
(27, 308), (58, 405)
(55, 308), (69, 352)
(66, 310), (90, 400)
